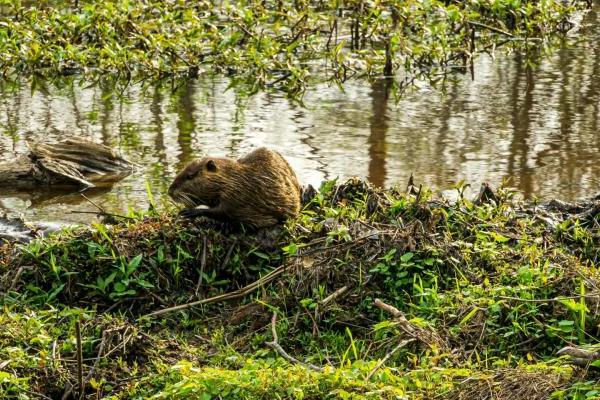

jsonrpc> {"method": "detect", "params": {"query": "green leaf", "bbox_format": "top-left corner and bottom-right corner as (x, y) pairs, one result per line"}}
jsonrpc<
(114, 282), (127, 293)
(136, 279), (155, 289)
(459, 307), (479, 326)
(282, 243), (298, 256)
(373, 320), (396, 331)
(253, 251), (270, 260)
(47, 283), (65, 301)
(400, 252), (414, 262)
(127, 254), (143, 276)
(559, 299), (589, 313)
(111, 289), (136, 298)
(0, 371), (13, 382)
(104, 272), (117, 287)
(557, 320), (575, 326)
(490, 232), (510, 243)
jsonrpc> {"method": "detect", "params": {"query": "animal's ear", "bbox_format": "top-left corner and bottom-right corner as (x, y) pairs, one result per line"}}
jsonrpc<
(206, 159), (217, 172)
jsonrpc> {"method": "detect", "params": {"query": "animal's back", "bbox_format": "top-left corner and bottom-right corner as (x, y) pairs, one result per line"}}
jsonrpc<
(222, 148), (301, 227)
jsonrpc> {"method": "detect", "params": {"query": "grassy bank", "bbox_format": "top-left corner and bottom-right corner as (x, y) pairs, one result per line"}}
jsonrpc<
(0, 0), (590, 96)
(0, 179), (599, 398)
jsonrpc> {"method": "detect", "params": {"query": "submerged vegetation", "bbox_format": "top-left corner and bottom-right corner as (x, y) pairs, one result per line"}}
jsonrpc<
(1, 178), (600, 398)
(0, 0), (590, 96)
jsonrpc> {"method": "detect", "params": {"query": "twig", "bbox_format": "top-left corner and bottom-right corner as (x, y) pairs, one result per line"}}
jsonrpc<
(374, 298), (447, 351)
(195, 236), (208, 295)
(319, 286), (349, 308)
(168, 49), (191, 66)
(557, 346), (600, 367)
(148, 292), (166, 305)
(8, 266), (24, 292)
(366, 338), (415, 380)
(221, 240), (237, 269)
(326, 19), (336, 50)
(69, 210), (134, 220)
(466, 322), (486, 360)
(266, 313), (324, 372)
(374, 298), (402, 318)
(51, 340), (58, 366)
(144, 263), (290, 318)
(414, 184), (423, 204)
(498, 293), (600, 303)
(295, 234), (372, 257)
(75, 320), (84, 399)
(80, 193), (105, 213)
(467, 20), (514, 37)
(24, 390), (53, 400)
(286, 14), (309, 43)
(61, 382), (73, 400)
(231, 18), (254, 38)
(84, 331), (108, 383)
(266, 72), (293, 87)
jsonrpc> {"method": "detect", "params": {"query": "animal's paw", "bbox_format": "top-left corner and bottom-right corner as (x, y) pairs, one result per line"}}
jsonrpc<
(178, 208), (203, 219)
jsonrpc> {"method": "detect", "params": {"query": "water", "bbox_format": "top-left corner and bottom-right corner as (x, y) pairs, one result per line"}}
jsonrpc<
(0, 6), (599, 225)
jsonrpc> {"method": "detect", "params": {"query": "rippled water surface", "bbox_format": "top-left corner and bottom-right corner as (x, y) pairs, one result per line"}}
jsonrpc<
(1, 5), (599, 224)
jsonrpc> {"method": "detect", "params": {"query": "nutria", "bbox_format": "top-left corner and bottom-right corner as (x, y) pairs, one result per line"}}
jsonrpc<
(168, 148), (301, 229)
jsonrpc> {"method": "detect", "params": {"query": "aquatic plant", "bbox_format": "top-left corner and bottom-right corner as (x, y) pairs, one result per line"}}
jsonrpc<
(0, 0), (589, 97)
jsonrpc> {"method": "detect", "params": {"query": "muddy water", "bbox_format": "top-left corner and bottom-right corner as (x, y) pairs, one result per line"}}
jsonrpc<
(0, 7), (599, 225)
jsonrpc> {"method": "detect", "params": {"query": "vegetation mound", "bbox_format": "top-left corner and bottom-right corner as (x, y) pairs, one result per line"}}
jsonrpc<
(0, 178), (600, 398)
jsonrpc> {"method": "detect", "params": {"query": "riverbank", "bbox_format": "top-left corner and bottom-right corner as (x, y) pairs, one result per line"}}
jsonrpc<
(0, 179), (599, 398)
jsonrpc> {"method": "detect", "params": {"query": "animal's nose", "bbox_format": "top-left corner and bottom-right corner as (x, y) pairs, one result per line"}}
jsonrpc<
(167, 183), (175, 198)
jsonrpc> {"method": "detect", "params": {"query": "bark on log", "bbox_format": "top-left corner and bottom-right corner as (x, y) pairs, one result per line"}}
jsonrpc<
(0, 138), (133, 189)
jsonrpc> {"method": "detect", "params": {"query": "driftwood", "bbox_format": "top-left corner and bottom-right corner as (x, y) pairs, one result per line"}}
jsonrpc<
(0, 138), (134, 189)
(557, 346), (600, 367)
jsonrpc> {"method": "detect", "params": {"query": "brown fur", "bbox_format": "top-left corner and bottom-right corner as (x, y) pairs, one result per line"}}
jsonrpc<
(168, 148), (301, 229)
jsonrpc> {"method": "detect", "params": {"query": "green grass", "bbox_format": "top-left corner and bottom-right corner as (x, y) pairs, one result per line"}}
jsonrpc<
(1, 178), (600, 398)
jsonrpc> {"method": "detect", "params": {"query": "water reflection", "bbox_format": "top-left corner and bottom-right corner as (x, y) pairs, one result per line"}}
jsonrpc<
(508, 53), (535, 197)
(0, 5), (599, 224)
(368, 79), (391, 188)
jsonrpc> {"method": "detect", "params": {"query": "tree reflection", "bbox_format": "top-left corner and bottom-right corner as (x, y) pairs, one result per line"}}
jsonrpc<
(367, 79), (392, 187)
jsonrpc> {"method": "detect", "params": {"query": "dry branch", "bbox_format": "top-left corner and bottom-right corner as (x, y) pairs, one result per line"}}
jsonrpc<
(75, 320), (84, 399)
(366, 338), (415, 380)
(144, 263), (291, 318)
(374, 298), (449, 352)
(557, 346), (600, 367)
(266, 313), (324, 372)
(319, 286), (349, 308)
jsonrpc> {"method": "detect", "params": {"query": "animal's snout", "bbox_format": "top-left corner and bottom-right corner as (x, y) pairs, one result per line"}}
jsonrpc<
(167, 182), (177, 198)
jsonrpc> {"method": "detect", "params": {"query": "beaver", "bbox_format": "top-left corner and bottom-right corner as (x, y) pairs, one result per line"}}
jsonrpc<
(168, 147), (302, 229)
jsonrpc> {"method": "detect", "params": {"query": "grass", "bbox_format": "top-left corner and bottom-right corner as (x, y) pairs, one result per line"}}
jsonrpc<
(0, 0), (590, 97)
(1, 178), (600, 398)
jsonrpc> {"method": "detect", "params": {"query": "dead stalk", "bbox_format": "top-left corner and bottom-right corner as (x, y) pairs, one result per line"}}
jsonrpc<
(366, 338), (415, 380)
(266, 312), (325, 372)
(75, 320), (84, 399)
(144, 263), (290, 318)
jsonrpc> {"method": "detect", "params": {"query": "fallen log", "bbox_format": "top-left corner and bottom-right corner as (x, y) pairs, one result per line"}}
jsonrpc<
(0, 138), (134, 189)
(557, 346), (600, 367)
